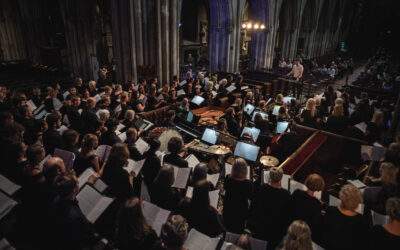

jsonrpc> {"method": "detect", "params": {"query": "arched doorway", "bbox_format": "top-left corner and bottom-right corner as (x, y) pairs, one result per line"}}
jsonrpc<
(179, 0), (210, 72)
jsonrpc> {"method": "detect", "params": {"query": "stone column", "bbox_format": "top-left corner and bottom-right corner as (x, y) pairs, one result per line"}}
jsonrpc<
(303, 0), (325, 59)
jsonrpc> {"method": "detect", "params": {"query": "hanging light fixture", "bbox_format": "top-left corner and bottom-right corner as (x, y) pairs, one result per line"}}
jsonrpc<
(241, 22), (266, 31)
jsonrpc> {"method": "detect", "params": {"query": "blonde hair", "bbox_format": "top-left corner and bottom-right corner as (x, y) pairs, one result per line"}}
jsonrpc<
(276, 94), (284, 103)
(304, 174), (325, 191)
(339, 184), (363, 211)
(379, 162), (398, 185)
(125, 109), (135, 121)
(371, 110), (384, 126)
(283, 220), (313, 250)
(231, 158), (248, 180)
(81, 133), (98, 152)
(332, 104), (344, 117)
(305, 98), (316, 117)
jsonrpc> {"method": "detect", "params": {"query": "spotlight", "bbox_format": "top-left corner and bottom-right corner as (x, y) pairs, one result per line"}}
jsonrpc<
(242, 23), (247, 29)
(247, 23), (252, 29)
(260, 24), (265, 29)
(254, 24), (259, 29)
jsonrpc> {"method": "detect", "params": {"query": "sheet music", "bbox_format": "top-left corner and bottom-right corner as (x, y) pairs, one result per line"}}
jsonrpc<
(62, 114), (70, 125)
(226, 85), (236, 93)
(78, 168), (107, 193)
(99, 92), (105, 97)
(177, 89), (186, 96)
(225, 163), (250, 180)
(354, 122), (367, 133)
(26, 100), (37, 112)
(361, 145), (387, 161)
(39, 154), (52, 169)
(156, 151), (166, 165)
(212, 90), (218, 97)
(76, 185), (114, 224)
(133, 85), (139, 91)
(329, 195), (364, 215)
(241, 86), (249, 90)
(214, 84), (220, 90)
(263, 171), (290, 190)
(172, 166), (191, 189)
(57, 125), (68, 135)
(53, 148), (75, 170)
(371, 210), (389, 225)
(373, 142), (384, 147)
(62, 91), (70, 100)
(224, 232), (267, 250)
(207, 173), (220, 187)
(94, 145), (112, 163)
(125, 159), (146, 175)
(186, 154), (200, 169)
(117, 123), (125, 131)
(289, 179), (307, 194)
(0, 238), (15, 250)
(354, 96), (359, 104)
(179, 80), (187, 87)
(183, 229), (221, 250)
(52, 98), (63, 111)
(0, 192), (17, 220)
(114, 104), (122, 113)
(142, 201), (171, 236)
(33, 104), (45, 115)
(156, 94), (164, 101)
(312, 242), (325, 250)
(118, 132), (127, 142)
(94, 94), (101, 102)
(135, 138), (150, 155)
(347, 179), (366, 189)
(221, 242), (243, 250)
(0, 175), (21, 195)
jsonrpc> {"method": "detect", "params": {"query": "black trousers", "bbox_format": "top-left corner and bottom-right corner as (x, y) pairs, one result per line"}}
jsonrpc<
(292, 80), (303, 99)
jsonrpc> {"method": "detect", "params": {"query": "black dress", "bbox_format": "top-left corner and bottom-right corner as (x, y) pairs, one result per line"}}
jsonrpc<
(102, 163), (134, 200)
(149, 184), (182, 211)
(142, 152), (161, 188)
(178, 200), (225, 237)
(300, 109), (319, 128)
(249, 184), (290, 249)
(288, 190), (322, 242)
(43, 130), (64, 155)
(322, 206), (369, 250)
(326, 115), (348, 134)
(366, 122), (382, 144)
(73, 154), (97, 176)
(164, 153), (188, 168)
(222, 177), (254, 233)
(371, 225), (400, 250)
(101, 131), (122, 146)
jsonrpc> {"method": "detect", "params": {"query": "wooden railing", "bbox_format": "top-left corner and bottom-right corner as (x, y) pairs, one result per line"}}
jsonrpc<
(138, 104), (179, 126)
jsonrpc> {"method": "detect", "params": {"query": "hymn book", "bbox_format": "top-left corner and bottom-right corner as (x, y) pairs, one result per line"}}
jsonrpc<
(185, 187), (220, 209)
(76, 184), (114, 224)
(207, 173), (220, 187)
(371, 210), (389, 225)
(185, 154), (200, 169)
(183, 229), (221, 250)
(78, 168), (107, 193)
(142, 201), (171, 236)
(135, 138), (150, 155)
(171, 166), (191, 189)
(0, 175), (21, 196)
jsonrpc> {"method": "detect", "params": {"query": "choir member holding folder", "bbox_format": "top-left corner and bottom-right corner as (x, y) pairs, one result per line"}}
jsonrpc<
(74, 134), (100, 176)
(164, 137), (189, 168)
(178, 180), (225, 237)
(150, 165), (182, 211)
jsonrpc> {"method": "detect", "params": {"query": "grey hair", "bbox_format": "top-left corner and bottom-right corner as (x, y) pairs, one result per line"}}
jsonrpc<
(386, 197), (400, 221)
(98, 109), (110, 121)
(160, 215), (188, 249)
(89, 80), (96, 87)
(124, 109), (135, 120)
(269, 167), (283, 184)
(283, 220), (313, 250)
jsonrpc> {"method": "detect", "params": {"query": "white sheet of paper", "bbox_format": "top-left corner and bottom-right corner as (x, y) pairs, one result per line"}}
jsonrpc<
(156, 151), (166, 166)
(371, 210), (389, 225)
(226, 85), (236, 93)
(0, 175), (21, 195)
(26, 100), (37, 112)
(76, 185), (114, 223)
(225, 163), (250, 180)
(177, 89), (186, 96)
(347, 179), (366, 189)
(212, 90), (218, 97)
(183, 228), (221, 250)
(94, 94), (101, 102)
(94, 145), (112, 163)
(172, 166), (191, 189)
(57, 125), (69, 135)
(186, 187), (219, 209)
(33, 104), (45, 115)
(142, 201), (171, 236)
(241, 86), (249, 90)
(62, 91), (70, 100)
(0, 238), (14, 250)
(312, 241), (325, 250)
(135, 138), (150, 155)
(289, 179), (307, 194)
(0, 192), (18, 220)
(53, 148), (76, 170)
(179, 80), (187, 87)
(125, 159), (146, 175)
(157, 94), (164, 101)
(117, 123), (125, 131)
(114, 104), (122, 113)
(207, 173), (220, 187)
(186, 154), (200, 169)
(52, 98), (63, 111)
(78, 168), (107, 193)
(214, 84), (220, 90)
(354, 122), (367, 133)
(62, 114), (70, 125)
(118, 132), (127, 142)
(39, 154), (52, 169)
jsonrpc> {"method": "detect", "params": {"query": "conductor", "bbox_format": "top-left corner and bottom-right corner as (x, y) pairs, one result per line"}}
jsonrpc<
(287, 59), (304, 99)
